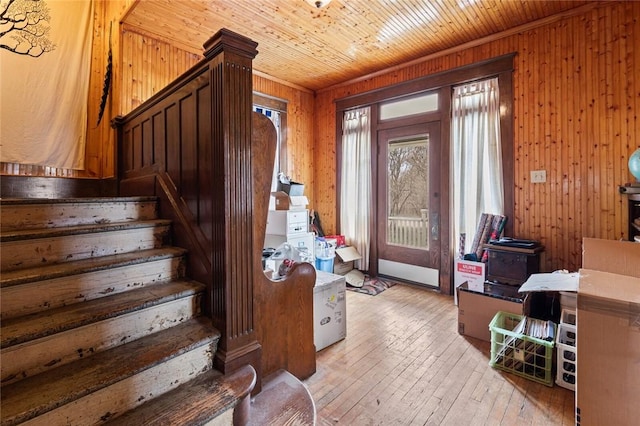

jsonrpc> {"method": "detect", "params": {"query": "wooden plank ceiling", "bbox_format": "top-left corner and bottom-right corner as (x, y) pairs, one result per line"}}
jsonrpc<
(123, 0), (588, 91)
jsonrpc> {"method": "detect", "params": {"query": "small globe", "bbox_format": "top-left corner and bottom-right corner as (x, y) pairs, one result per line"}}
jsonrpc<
(630, 148), (640, 182)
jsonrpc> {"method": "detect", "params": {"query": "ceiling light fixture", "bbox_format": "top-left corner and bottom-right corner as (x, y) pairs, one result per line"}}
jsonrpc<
(305, 0), (332, 8)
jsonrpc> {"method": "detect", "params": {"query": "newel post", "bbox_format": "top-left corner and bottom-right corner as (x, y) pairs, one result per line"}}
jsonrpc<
(204, 29), (262, 381)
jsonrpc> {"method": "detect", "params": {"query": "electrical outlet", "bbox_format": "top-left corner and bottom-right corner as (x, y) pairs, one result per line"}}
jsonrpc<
(531, 170), (546, 183)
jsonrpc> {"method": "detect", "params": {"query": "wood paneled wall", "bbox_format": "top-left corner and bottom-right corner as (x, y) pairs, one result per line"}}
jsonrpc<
(84, 0), (119, 178)
(103, 2), (319, 191)
(313, 1), (639, 272)
(117, 31), (316, 206)
(119, 26), (202, 115)
(6, 1), (636, 274)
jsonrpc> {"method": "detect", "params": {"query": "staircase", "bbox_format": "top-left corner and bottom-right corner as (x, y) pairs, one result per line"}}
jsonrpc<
(0, 197), (256, 425)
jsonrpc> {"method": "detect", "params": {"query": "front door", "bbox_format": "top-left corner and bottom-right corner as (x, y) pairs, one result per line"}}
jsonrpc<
(377, 122), (441, 287)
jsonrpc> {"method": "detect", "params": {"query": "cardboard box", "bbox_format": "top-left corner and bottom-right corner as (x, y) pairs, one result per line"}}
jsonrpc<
(581, 237), (640, 275)
(270, 191), (290, 210)
(269, 192), (309, 210)
(333, 246), (361, 275)
(559, 290), (576, 310)
(314, 271), (347, 351)
(576, 238), (640, 426)
(457, 282), (528, 342)
(454, 259), (485, 305)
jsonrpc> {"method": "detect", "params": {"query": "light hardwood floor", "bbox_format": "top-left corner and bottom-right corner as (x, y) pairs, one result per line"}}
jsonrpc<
(304, 283), (575, 426)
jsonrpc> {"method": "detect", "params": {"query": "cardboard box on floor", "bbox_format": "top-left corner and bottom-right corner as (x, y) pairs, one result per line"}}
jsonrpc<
(457, 282), (529, 342)
(333, 246), (361, 275)
(576, 238), (640, 426)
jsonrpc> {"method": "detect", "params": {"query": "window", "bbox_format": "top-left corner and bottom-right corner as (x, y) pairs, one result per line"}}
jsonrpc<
(253, 93), (287, 191)
(379, 92), (438, 120)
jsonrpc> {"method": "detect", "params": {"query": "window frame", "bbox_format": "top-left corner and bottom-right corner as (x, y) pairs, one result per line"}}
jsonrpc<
(253, 92), (288, 177)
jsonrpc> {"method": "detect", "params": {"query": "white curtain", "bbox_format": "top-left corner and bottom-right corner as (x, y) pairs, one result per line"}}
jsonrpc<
(452, 78), (503, 255)
(340, 107), (371, 270)
(0, 0), (94, 170)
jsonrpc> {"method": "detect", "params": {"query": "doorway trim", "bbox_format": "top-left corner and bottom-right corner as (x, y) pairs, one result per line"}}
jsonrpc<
(376, 121), (442, 287)
(335, 54), (515, 296)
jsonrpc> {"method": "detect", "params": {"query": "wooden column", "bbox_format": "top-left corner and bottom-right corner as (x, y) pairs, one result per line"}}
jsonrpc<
(115, 28), (262, 384)
(203, 30), (261, 377)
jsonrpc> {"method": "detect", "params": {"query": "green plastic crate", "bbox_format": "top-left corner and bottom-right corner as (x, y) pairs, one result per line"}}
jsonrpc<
(489, 311), (555, 387)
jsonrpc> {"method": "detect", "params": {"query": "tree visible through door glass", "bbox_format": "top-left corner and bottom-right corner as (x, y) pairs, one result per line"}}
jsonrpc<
(386, 135), (429, 249)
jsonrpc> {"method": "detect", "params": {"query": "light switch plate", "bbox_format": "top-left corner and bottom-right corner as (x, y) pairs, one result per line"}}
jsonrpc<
(531, 170), (546, 183)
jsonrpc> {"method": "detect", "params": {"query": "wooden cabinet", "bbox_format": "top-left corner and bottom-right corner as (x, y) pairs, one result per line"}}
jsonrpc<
(484, 244), (544, 285)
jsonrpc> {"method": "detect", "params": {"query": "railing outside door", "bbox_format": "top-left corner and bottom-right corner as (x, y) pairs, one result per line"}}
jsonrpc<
(387, 209), (429, 249)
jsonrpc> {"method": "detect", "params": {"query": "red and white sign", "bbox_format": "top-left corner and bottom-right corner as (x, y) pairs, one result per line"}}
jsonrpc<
(457, 262), (484, 275)
(454, 259), (486, 304)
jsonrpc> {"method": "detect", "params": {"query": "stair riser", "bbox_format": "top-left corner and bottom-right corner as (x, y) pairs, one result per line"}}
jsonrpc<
(1, 226), (170, 272)
(0, 198), (230, 426)
(2, 296), (202, 387)
(1, 256), (185, 320)
(204, 410), (234, 426)
(15, 345), (213, 426)
(0, 201), (158, 232)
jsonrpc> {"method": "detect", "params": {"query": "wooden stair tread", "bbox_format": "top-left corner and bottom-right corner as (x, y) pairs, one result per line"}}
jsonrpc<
(0, 219), (172, 242)
(1, 280), (205, 348)
(0, 317), (220, 425)
(0, 247), (187, 288)
(248, 369), (316, 426)
(0, 196), (158, 206)
(105, 365), (257, 425)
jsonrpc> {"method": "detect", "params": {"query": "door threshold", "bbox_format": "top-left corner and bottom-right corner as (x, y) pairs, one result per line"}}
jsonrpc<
(379, 274), (440, 291)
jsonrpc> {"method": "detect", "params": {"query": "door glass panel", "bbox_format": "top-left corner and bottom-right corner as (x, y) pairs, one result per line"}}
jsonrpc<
(386, 135), (429, 249)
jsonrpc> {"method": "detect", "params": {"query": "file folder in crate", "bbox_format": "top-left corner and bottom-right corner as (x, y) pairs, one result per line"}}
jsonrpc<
(489, 311), (556, 387)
